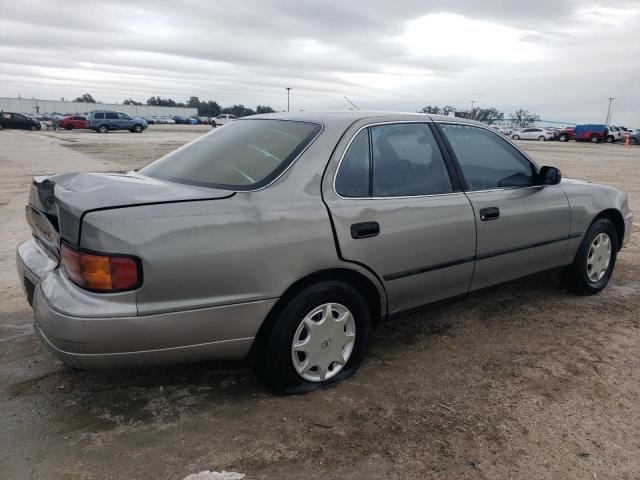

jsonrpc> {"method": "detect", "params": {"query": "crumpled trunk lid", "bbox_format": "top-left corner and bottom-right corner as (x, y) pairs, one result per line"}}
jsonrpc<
(28, 172), (234, 245)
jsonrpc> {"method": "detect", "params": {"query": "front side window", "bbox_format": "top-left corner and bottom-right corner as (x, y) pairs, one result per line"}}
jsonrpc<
(117, 113), (130, 120)
(440, 123), (535, 191)
(12, 113), (26, 120)
(371, 123), (452, 197)
(141, 119), (321, 190)
(335, 129), (370, 197)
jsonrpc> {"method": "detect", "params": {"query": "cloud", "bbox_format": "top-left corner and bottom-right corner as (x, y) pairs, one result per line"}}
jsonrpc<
(0, 0), (638, 125)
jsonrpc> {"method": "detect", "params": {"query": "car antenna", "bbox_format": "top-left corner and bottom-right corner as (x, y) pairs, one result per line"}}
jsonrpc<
(344, 96), (360, 110)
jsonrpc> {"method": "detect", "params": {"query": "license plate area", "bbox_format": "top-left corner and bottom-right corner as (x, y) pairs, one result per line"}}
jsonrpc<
(25, 205), (60, 256)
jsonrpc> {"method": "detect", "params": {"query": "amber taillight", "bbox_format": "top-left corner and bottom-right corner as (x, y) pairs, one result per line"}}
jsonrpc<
(60, 243), (141, 292)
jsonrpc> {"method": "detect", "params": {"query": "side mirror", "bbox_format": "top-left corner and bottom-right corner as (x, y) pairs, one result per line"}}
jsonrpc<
(539, 166), (561, 185)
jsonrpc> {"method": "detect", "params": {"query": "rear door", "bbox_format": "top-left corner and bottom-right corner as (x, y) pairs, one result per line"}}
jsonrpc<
(324, 120), (477, 314)
(105, 112), (118, 128)
(437, 122), (571, 291)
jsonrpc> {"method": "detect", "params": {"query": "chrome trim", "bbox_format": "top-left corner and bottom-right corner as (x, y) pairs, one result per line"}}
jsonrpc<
(332, 120), (463, 200)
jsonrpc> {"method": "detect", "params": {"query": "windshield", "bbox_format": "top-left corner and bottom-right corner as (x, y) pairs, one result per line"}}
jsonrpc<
(141, 119), (322, 190)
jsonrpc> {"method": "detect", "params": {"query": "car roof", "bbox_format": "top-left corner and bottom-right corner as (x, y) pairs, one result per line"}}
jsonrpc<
(241, 110), (487, 128)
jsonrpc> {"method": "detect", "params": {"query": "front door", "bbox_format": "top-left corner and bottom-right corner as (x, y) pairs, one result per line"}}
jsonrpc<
(324, 121), (477, 314)
(437, 122), (571, 291)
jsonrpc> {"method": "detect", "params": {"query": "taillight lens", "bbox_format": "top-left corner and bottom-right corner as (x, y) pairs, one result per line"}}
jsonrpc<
(60, 243), (141, 292)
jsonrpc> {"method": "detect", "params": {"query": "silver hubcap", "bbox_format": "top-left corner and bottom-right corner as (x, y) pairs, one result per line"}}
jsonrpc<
(291, 303), (356, 383)
(586, 233), (611, 283)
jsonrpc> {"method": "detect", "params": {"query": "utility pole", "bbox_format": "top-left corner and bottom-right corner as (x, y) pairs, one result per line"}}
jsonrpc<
(286, 87), (292, 112)
(470, 100), (476, 119)
(605, 97), (615, 125)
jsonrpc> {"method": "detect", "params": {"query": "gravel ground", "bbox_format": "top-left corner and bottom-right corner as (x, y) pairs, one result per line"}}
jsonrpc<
(1, 125), (639, 479)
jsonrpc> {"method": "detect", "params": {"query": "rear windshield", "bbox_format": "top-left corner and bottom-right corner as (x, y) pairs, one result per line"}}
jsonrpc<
(141, 119), (322, 190)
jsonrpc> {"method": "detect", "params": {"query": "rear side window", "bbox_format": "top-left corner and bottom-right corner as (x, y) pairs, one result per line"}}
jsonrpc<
(141, 119), (321, 190)
(335, 129), (370, 197)
(371, 123), (452, 196)
(440, 124), (535, 190)
(105, 112), (117, 119)
(94, 113), (104, 119)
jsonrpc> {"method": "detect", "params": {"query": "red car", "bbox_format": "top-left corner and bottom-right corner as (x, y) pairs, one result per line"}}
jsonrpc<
(58, 115), (88, 130)
(556, 127), (574, 142)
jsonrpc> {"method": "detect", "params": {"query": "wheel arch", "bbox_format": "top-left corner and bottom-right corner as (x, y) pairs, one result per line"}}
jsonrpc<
(250, 267), (386, 357)
(595, 208), (625, 251)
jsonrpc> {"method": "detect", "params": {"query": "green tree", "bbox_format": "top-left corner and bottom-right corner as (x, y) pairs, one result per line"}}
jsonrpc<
(221, 104), (256, 117)
(74, 93), (96, 103)
(511, 109), (540, 128)
(420, 105), (441, 114)
(123, 98), (142, 105)
(256, 105), (276, 114)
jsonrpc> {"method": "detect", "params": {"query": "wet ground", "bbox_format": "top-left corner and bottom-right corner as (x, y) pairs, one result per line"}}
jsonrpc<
(1, 126), (639, 479)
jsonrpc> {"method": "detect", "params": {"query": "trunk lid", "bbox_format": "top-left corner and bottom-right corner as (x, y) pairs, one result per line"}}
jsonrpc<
(28, 171), (234, 246)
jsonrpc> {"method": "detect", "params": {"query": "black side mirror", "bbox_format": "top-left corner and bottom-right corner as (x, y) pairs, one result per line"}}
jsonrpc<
(539, 166), (561, 185)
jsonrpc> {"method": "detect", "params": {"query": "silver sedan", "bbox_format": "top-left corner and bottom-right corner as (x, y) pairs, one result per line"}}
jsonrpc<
(16, 112), (633, 393)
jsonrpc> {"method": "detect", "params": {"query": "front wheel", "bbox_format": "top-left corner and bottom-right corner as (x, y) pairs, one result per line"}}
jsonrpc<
(132, 124), (143, 133)
(29, 125), (38, 131)
(590, 135), (600, 143)
(64, 124), (73, 131)
(559, 134), (568, 142)
(254, 281), (372, 394)
(512, 134), (520, 140)
(564, 218), (618, 295)
(606, 135), (614, 143)
(538, 136), (546, 142)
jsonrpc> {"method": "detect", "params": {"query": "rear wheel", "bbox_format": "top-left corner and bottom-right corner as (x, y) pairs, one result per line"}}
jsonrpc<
(512, 134), (520, 140)
(64, 124), (73, 131)
(590, 135), (600, 143)
(559, 134), (568, 142)
(29, 125), (38, 131)
(538, 136), (546, 142)
(564, 218), (617, 295)
(98, 124), (109, 134)
(606, 135), (614, 143)
(254, 280), (371, 394)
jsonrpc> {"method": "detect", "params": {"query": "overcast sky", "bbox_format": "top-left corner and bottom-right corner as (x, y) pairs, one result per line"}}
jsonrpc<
(1, 0), (639, 125)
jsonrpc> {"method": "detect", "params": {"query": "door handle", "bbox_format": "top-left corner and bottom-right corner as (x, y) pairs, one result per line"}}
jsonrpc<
(351, 221), (380, 239)
(479, 207), (500, 221)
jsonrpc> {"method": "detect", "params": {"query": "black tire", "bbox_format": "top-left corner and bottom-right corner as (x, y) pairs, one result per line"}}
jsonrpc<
(630, 138), (638, 145)
(606, 135), (614, 143)
(98, 124), (109, 134)
(512, 134), (520, 140)
(559, 134), (568, 142)
(132, 124), (143, 133)
(0, 123), (3, 131)
(538, 136), (546, 142)
(590, 135), (600, 143)
(564, 218), (618, 295)
(64, 124), (73, 131)
(29, 125), (38, 131)
(254, 280), (372, 394)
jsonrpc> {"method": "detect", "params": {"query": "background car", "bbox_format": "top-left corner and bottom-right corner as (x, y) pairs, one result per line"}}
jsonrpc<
(574, 124), (606, 143)
(214, 114), (237, 126)
(511, 127), (554, 141)
(556, 127), (575, 142)
(606, 126), (624, 143)
(86, 111), (148, 133)
(58, 115), (87, 130)
(628, 131), (638, 144)
(0, 112), (41, 131)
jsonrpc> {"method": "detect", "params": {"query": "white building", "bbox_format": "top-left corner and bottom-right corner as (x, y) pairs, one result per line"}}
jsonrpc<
(0, 97), (197, 117)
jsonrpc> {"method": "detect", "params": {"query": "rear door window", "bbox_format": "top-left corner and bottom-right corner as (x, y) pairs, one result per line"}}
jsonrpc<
(371, 123), (452, 196)
(105, 112), (118, 120)
(142, 119), (321, 190)
(94, 113), (104, 119)
(335, 129), (370, 197)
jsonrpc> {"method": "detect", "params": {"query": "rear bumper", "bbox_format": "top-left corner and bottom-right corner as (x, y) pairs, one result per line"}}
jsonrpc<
(17, 238), (274, 369)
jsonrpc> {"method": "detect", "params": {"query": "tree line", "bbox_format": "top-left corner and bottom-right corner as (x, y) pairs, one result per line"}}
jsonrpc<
(420, 105), (541, 127)
(74, 93), (276, 118)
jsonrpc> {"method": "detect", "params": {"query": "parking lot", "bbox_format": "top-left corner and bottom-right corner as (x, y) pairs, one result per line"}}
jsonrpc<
(1, 126), (639, 479)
